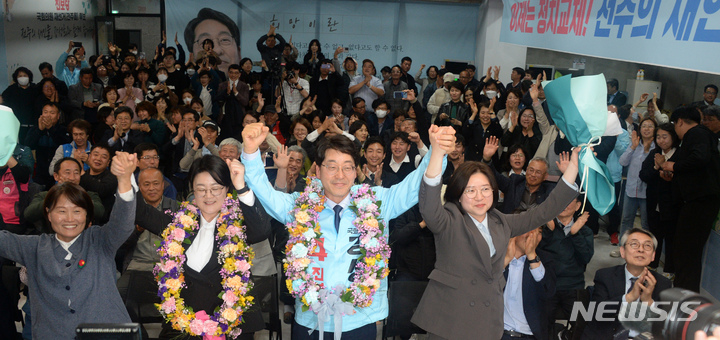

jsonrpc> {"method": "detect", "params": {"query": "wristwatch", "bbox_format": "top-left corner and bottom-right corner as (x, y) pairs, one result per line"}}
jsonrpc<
(527, 256), (540, 264)
(237, 185), (250, 195)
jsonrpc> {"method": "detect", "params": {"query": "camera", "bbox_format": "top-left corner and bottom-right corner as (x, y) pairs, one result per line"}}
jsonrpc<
(285, 71), (295, 81)
(622, 288), (720, 340)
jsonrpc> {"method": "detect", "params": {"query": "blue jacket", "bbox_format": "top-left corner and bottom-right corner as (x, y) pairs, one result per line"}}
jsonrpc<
(55, 52), (90, 86)
(62, 142), (91, 171)
(243, 147), (443, 332)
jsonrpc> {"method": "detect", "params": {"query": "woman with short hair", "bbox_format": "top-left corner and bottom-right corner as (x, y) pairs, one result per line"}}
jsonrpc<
(0, 152), (137, 339)
(413, 131), (581, 339)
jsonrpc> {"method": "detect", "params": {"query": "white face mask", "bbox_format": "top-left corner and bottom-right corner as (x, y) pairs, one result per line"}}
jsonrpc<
(183, 97), (192, 105)
(186, 68), (196, 76)
(17, 77), (29, 86)
(131, 50), (138, 55)
(375, 109), (387, 119)
(484, 90), (497, 98)
(157, 74), (168, 83)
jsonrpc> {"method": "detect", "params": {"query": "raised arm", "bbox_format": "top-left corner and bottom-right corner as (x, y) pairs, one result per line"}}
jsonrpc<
(416, 125), (456, 232)
(100, 152), (138, 252)
(240, 123), (297, 224)
(505, 148), (580, 237)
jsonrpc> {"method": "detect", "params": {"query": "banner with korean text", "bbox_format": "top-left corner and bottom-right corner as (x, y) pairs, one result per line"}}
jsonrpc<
(500, 0), (720, 74)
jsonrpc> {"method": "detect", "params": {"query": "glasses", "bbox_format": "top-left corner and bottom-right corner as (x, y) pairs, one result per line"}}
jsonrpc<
(195, 186), (226, 197)
(464, 187), (493, 199)
(510, 153), (525, 159)
(640, 124), (655, 129)
(705, 91), (718, 95)
(527, 168), (546, 176)
(521, 114), (535, 119)
(626, 240), (654, 251)
(321, 164), (355, 176)
(140, 155), (160, 160)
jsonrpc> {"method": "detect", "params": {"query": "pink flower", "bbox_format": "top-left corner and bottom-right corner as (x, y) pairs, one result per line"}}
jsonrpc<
(203, 334), (226, 340)
(195, 310), (210, 321)
(203, 320), (219, 334)
(161, 260), (177, 272)
(172, 228), (186, 241)
(226, 226), (241, 237)
(235, 260), (251, 273)
(190, 319), (205, 335)
(161, 296), (176, 313)
(222, 291), (239, 305)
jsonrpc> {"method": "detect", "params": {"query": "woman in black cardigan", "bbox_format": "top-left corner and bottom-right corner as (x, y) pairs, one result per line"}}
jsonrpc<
(639, 123), (679, 273)
(135, 155), (270, 339)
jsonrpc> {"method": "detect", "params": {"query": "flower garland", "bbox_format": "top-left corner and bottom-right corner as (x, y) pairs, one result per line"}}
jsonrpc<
(154, 194), (255, 338)
(283, 177), (391, 313)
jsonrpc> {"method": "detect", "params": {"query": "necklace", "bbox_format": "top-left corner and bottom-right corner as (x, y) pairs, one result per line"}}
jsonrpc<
(155, 194), (255, 338)
(284, 177), (391, 313)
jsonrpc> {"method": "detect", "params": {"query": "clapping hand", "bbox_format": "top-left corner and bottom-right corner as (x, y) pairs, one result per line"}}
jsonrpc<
(483, 136), (499, 161)
(630, 130), (640, 149)
(570, 212), (589, 235)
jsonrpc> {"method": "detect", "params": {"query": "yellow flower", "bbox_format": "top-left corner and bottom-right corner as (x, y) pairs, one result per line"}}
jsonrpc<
(222, 243), (238, 254)
(165, 279), (182, 292)
(221, 308), (238, 322)
(223, 258), (236, 272)
(167, 242), (183, 257)
(366, 218), (379, 229)
(295, 211), (310, 224)
(179, 215), (194, 228)
(286, 279), (293, 292)
(365, 257), (376, 267)
(226, 275), (244, 289)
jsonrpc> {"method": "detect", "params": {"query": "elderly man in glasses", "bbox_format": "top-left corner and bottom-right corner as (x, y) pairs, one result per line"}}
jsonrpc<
(582, 228), (673, 340)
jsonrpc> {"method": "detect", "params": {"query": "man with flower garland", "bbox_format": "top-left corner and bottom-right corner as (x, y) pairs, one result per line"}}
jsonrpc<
(240, 122), (455, 339)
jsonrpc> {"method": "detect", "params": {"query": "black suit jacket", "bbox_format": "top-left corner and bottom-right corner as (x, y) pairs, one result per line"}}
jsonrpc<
(671, 124), (720, 202)
(489, 161), (557, 214)
(134, 194), (271, 335)
(503, 249), (556, 340)
(582, 265), (673, 340)
(101, 129), (144, 153)
(608, 91), (627, 107)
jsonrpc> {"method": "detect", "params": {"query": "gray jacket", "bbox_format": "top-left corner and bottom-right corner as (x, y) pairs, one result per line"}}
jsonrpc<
(0, 191), (136, 339)
(412, 178), (577, 339)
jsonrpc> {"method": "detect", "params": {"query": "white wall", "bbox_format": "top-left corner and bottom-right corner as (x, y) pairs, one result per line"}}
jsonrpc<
(475, 0), (526, 85)
(1, 0), (103, 88)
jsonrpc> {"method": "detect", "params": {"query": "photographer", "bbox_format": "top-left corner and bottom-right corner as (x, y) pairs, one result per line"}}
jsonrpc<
(256, 25), (286, 69)
(276, 62), (309, 117)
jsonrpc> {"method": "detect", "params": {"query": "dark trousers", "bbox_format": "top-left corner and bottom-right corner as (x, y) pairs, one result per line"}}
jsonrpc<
(292, 321), (376, 340)
(673, 198), (720, 292)
(546, 289), (587, 340)
(648, 210), (677, 272)
(592, 180), (623, 235)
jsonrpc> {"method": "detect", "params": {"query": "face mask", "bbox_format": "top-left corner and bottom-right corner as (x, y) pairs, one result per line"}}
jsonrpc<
(183, 97), (192, 105)
(375, 109), (387, 119)
(157, 74), (168, 82)
(186, 68), (196, 76)
(131, 50), (138, 55)
(17, 77), (29, 86)
(484, 90), (497, 98)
